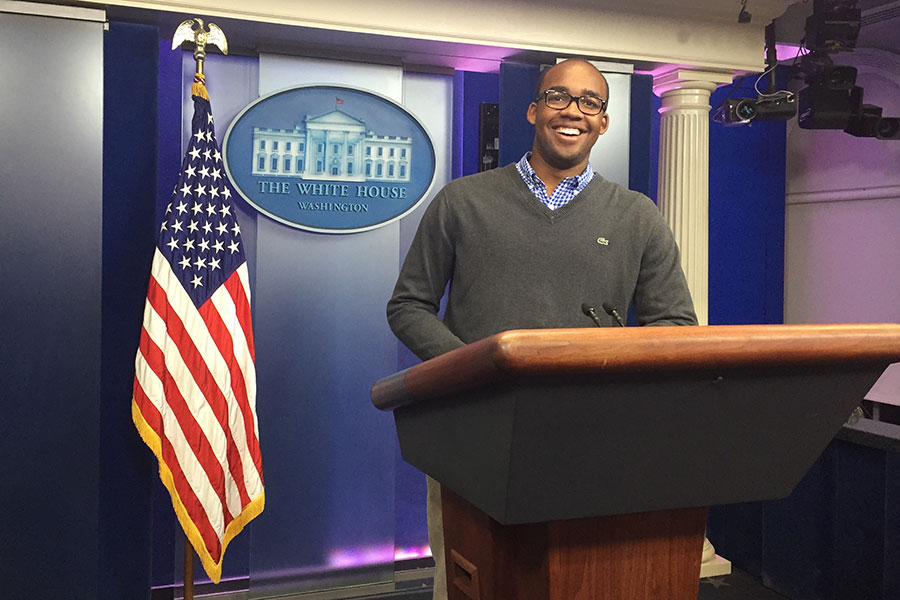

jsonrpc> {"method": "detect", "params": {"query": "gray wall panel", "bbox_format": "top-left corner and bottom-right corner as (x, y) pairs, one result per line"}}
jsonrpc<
(0, 11), (104, 598)
(248, 55), (403, 596)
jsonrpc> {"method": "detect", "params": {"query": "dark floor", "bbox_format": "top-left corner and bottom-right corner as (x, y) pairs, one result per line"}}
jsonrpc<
(367, 567), (790, 599)
(698, 569), (790, 600)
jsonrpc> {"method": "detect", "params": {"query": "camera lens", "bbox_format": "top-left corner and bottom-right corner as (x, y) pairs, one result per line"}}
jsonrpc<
(735, 100), (758, 121)
(876, 117), (900, 140)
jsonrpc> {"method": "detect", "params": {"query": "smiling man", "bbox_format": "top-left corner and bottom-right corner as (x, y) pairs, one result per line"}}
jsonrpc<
(386, 59), (697, 600)
(526, 60), (610, 196)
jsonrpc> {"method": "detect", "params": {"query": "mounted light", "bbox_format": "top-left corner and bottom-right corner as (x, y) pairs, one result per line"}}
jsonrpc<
(738, 0), (752, 24)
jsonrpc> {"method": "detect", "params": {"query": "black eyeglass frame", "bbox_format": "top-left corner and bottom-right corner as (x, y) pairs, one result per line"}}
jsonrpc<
(534, 89), (608, 115)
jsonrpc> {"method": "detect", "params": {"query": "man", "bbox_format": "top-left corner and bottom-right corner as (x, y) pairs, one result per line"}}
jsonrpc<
(387, 59), (696, 599)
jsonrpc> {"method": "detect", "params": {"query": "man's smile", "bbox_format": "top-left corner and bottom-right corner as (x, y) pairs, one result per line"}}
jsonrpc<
(554, 126), (585, 137)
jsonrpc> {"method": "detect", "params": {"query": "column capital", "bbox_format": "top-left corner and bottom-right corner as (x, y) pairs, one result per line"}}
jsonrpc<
(652, 68), (735, 97)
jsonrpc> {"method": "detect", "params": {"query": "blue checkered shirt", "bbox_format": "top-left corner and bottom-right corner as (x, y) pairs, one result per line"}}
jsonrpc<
(515, 153), (594, 210)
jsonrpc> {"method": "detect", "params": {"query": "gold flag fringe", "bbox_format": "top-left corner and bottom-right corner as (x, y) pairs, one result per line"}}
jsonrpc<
(192, 73), (209, 100)
(132, 398), (265, 584)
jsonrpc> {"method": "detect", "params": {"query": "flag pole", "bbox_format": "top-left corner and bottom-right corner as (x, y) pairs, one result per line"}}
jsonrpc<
(170, 18), (232, 599)
(184, 531), (195, 600)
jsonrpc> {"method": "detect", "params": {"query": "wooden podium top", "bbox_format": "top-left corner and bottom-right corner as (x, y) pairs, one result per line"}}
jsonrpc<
(373, 324), (900, 410)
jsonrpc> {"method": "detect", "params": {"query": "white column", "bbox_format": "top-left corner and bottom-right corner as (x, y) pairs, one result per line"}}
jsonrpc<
(653, 68), (733, 327)
(654, 68), (735, 579)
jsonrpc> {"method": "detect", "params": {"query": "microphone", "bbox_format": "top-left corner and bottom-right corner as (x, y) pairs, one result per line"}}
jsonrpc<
(602, 302), (626, 327)
(581, 303), (604, 328)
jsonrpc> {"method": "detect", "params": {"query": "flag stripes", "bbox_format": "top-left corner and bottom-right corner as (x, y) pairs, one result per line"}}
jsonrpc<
(134, 250), (263, 578)
(133, 381), (223, 560)
(133, 82), (263, 584)
(200, 296), (263, 487)
(139, 251), (261, 514)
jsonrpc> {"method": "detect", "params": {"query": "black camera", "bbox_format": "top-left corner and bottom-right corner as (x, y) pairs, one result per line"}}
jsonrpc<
(798, 83), (862, 129)
(715, 1), (900, 139)
(804, 3), (861, 53)
(844, 104), (900, 139)
(714, 95), (797, 125)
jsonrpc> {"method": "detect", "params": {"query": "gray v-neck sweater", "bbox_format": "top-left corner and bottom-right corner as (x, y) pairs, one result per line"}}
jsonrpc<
(388, 163), (697, 360)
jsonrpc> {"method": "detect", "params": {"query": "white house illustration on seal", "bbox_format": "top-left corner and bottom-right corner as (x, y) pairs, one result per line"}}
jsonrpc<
(251, 109), (412, 182)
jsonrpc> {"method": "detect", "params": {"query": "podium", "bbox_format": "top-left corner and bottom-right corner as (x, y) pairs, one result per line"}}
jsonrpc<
(372, 324), (900, 600)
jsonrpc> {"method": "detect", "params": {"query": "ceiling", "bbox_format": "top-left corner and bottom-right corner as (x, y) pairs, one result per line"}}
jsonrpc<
(33, 0), (900, 73)
(100, 4), (558, 73)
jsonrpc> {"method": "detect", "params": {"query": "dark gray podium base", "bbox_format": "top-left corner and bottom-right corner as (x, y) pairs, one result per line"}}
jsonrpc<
(395, 364), (881, 525)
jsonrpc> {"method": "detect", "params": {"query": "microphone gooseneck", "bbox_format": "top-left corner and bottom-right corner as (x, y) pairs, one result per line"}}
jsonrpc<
(581, 303), (604, 328)
(602, 302), (626, 327)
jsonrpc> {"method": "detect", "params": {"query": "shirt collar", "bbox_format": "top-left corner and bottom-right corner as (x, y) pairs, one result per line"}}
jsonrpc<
(516, 152), (594, 189)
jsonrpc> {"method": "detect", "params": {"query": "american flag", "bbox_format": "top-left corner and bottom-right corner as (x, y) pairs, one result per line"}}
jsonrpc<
(132, 76), (264, 584)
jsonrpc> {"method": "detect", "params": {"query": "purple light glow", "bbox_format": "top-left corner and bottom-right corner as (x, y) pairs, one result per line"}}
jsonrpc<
(444, 57), (503, 73)
(394, 545), (433, 561)
(775, 43), (803, 63)
(327, 544), (395, 568)
(400, 41), (511, 73)
(636, 44), (803, 80)
(324, 544), (434, 568)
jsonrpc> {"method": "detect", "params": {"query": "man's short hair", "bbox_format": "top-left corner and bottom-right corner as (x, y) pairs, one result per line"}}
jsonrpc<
(532, 60), (610, 108)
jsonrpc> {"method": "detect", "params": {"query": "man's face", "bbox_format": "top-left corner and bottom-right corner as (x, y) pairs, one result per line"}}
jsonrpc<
(527, 61), (610, 172)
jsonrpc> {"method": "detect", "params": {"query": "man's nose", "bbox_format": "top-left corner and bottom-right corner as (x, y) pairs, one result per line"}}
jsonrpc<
(560, 100), (584, 117)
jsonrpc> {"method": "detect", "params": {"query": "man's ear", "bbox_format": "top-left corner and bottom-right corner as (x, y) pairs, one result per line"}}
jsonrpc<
(526, 102), (537, 125)
(597, 113), (610, 135)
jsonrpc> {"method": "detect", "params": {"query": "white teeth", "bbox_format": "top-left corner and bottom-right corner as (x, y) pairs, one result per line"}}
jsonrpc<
(556, 127), (581, 136)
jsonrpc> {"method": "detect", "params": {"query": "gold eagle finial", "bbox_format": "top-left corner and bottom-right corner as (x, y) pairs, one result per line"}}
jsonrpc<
(172, 18), (228, 76)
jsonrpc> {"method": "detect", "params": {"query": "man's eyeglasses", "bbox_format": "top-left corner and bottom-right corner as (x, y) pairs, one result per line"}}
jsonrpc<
(535, 89), (608, 115)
